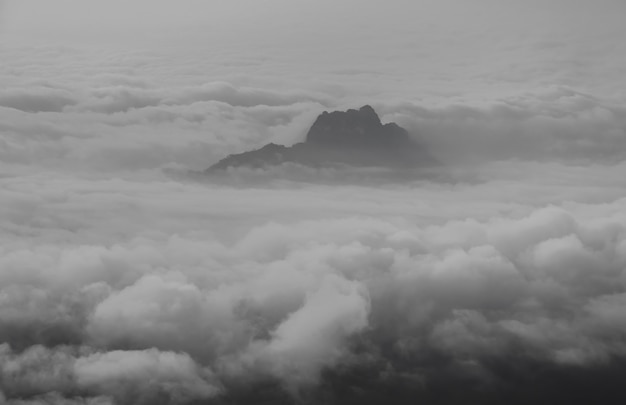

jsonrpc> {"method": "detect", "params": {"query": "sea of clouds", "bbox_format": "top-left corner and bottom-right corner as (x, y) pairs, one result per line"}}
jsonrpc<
(2, 1), (626, 403)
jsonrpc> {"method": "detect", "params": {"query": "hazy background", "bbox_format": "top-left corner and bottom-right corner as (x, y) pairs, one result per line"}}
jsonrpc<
(2, 1), (626, 404)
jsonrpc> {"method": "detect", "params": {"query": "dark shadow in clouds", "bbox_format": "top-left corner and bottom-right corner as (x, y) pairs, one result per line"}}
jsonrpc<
(0, 88), (77, 112)
(308, 352), (626, 405)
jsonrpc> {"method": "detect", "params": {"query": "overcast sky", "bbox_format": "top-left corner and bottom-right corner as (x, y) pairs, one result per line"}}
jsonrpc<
(2, 1), (626, 405)
(3, 0), (626, 102)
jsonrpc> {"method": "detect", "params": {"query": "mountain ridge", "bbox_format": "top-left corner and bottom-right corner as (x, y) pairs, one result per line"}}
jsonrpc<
(206, 105), (435, 172)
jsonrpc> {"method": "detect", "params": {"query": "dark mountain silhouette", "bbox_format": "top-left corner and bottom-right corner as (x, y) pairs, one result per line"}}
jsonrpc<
(206, 105), (435, 172)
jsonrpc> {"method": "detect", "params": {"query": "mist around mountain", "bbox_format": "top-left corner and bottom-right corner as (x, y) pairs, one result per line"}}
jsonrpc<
(206, 105), (436, 173)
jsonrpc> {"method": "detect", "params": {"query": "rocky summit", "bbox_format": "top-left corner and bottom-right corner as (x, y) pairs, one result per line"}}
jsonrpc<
(207, 105), (434, 171)
(305, 105), (412, 148)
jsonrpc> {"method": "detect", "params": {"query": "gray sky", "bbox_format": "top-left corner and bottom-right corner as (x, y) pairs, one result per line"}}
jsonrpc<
(3, 0), (626, 101)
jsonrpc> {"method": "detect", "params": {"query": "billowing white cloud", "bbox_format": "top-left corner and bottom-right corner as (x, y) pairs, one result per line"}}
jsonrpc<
(225, 275), (370, 388)
(1, 167), (626, 403)
(74, 349), (220, 404)
(0, 344), (220, 405)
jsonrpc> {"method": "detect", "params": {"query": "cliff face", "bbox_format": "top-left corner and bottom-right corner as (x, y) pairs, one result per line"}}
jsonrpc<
(207, 105), (434, 172)
(305, 105), (410, 148)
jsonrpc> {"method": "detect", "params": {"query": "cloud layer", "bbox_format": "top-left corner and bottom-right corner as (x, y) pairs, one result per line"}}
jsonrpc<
(2, 164), (626, 403)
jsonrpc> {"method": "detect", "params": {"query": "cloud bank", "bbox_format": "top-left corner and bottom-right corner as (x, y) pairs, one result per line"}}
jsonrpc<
(2, 166), (626, 403)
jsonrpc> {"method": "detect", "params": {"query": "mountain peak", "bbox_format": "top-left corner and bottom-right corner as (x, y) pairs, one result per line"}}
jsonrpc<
(206, 105), (435, 172)
(305, 105), (408, 148)
(358, 104), (378, 117)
